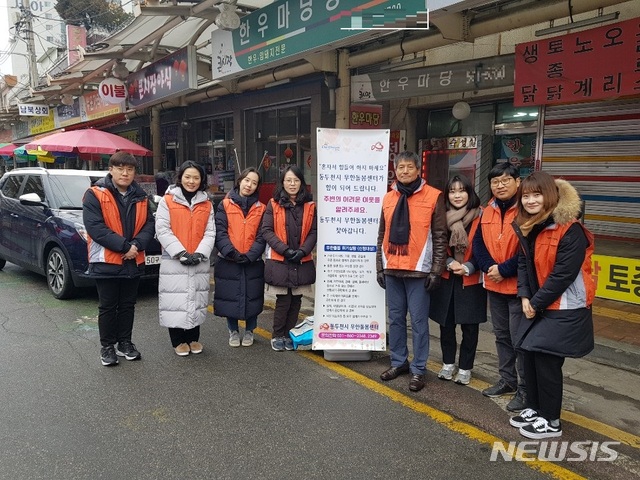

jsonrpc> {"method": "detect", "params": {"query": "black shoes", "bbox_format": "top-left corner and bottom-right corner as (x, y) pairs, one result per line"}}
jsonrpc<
(409, 374), (425, 392)
(100, 345), (119, 366)
(506, 389), (527, 412)
(482, 378), (516, 397)
(380, 362), (410, 381)
(115, 341), (141, 361)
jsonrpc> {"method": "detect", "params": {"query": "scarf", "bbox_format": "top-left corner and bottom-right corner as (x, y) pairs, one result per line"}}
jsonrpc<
(388, 178), (422, 256)
(518, 208), (553, 237)
(446, 206), (480, 262)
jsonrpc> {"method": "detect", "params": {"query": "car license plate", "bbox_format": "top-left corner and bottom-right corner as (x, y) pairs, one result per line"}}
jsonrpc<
(145, 255), (161, 266)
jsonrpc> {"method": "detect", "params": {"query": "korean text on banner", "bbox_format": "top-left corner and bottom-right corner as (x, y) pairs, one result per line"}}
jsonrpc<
(313, 128), (390, 351)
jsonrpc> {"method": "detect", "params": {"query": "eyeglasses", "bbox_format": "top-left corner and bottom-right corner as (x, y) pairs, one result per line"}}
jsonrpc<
(490, 177), (514, 187)
(113, 165), (136, 174)
(284, 178), (301, 184)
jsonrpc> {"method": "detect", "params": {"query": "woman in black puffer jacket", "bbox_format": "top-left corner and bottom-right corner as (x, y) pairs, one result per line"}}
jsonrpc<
(262, 165), (317, 352)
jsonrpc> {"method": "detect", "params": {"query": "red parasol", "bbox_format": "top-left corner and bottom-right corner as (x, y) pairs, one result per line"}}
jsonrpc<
(24, 129), (152, 156)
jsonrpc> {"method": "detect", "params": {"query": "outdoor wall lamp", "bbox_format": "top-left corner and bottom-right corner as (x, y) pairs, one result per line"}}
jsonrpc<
(113, 61), (130, 80)
(215, 1), (241, 31)
(452, 101), (471, 120)
(61, 94), (74, 106)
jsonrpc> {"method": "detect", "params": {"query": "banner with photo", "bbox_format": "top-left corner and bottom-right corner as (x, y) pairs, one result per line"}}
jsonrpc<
(313, 128), (389, 351)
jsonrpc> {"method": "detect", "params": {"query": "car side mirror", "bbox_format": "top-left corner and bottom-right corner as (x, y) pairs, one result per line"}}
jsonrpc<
(19, 192), (46, 206)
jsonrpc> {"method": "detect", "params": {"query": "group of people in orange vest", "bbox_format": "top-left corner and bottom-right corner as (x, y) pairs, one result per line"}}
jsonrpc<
(83, 150), (594, 441)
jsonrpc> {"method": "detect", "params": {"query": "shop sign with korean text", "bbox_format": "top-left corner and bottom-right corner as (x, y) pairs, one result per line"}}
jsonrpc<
(514, 17), (640, 106)
(80, 91), (125, 121)
(99, 77), (127, 104)
(18, 103), (50, 117)
(352, 55), (514, 102)
(313, 128), (389, 351)
(349, 104), (382, 129)
(54, 98), (82, 128)
(593, 254), (640, 305)
(211, 0), (429, 80)
(126, 46), (197, 109)
(28, 111), (56, 135)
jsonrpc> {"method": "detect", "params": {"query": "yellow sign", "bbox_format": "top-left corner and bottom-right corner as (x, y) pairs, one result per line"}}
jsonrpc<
(118, 130), (139, 143)
(29, 111), (56, 135)
(593, 255), (640, 305)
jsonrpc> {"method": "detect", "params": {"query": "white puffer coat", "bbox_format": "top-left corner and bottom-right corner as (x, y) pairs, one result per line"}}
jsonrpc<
(155, 185), (215, 329)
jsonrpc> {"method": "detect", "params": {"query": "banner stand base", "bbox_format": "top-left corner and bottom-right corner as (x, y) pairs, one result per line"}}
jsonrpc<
(323, 350), (371, 362)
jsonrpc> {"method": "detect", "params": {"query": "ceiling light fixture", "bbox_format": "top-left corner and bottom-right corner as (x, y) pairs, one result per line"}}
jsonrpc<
(534, 12), (619, 37)
(60, 94), (74, 106)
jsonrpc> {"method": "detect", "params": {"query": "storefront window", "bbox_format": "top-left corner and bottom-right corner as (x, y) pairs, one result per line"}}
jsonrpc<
(247, 102), (311, 194)
(194, 116), (235, 194)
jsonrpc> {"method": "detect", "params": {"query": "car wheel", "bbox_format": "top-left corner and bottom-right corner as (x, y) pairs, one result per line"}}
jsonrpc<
(46, 247), (76, 299)
(0, 257), (5, 270)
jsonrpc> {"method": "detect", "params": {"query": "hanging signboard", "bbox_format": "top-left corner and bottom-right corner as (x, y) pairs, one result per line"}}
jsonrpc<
(313, 128), (389, 352)
(352, 54), (514, 102)
(514, 17), (640, 106)
(126, 46), (198, 109)
(80, 91), (125, 121)
(28, 111), (56, 135)
(54, 98), (82, 128)
(211, 0), (429, 80)
(18, 103), (50, 117)
(99, 77), (127, 104)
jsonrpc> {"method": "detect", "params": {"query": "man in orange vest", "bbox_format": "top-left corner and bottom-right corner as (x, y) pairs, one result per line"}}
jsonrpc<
(376, 151), (447, 392)
(472, 163), (527, 412)
(83, 152), (156, 367)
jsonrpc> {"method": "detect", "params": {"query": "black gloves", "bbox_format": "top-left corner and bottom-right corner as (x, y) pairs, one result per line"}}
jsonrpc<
(376, 271), (386, 289)
(228, 250), (240, 262)
(283, 248), (296, 260)
(424, 273), (441, 292)
(191, 253), (206, 265)
(288, 249), (305, 263)
(176, 251), (207, 266)
(176, 250), (193, 265)
(236, 254), (250, 264)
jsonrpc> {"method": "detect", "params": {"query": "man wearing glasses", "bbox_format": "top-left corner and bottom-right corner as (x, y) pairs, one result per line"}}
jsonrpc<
(83, 152), (156, 367)
(473, 163), (528, 412)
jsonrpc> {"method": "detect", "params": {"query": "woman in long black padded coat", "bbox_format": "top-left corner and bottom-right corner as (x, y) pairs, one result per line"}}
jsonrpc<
(214, 168), (266, 348)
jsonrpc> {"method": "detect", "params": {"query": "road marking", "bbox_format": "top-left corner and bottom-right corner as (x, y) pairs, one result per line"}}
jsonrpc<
(593, 305), (640, 324)
(255, 305), (640, 449)
(285, 337), (586, 480)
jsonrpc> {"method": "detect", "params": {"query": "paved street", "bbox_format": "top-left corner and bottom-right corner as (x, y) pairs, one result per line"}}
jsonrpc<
(0, 263), (638, 480)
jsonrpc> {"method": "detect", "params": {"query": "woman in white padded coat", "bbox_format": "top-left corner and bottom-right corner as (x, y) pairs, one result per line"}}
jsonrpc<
(155, 161), (215, 356)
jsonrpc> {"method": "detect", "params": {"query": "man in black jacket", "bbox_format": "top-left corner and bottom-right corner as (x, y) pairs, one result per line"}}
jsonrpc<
(83, 152), (156, 366)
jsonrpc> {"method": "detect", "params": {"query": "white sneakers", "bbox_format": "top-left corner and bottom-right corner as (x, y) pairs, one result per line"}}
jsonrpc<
(438, 364), (472, 385)
(229, 330), (241, 347)
(454, 369), (472, 385)
(437, 363), (457, 380)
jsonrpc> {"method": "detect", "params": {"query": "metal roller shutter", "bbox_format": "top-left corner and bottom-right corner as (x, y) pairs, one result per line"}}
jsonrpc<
(541, 99), (640, 240)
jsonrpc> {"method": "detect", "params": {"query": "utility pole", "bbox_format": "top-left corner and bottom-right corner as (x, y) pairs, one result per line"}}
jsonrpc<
(20, 0), (39, 89)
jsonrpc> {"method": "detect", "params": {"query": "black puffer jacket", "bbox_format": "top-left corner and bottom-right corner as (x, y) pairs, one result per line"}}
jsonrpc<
(262, 197), (317, 289)
(213, 188), (266, 320)
(82, 174), (155, 278)
(512, 179), (594, 358)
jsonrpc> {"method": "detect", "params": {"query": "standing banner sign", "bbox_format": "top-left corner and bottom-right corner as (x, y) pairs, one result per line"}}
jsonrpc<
(313, 128), (389, 351)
